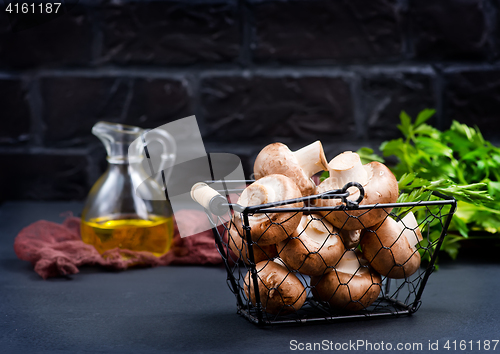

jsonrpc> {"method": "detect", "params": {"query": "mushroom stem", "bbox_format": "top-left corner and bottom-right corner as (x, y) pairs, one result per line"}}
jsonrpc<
(328, 151), (369, 189)
(292, 141), (329, 178)
(300, 215), (337, 246)
(239, 180), (278, 207)
(237, 183), (276, 222)
(336, 250), (367, 276)
(400, 212), (423, 250)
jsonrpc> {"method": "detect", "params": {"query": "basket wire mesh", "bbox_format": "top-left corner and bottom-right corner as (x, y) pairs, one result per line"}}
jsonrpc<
(202, 180), (456, 326)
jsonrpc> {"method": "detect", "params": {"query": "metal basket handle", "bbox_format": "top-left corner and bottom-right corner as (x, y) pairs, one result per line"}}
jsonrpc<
(191, 182), (229, 216)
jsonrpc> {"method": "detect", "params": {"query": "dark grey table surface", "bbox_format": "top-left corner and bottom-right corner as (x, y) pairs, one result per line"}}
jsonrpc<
(1, 201), (499, 354)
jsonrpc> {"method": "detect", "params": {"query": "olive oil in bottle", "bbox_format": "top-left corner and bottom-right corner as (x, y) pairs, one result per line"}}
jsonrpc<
(81, 121), (177, 258)
(81, 214), (174, 256)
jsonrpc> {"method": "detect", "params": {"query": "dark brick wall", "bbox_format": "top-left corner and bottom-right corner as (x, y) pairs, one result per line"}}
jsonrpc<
(1, 0), (499, 201)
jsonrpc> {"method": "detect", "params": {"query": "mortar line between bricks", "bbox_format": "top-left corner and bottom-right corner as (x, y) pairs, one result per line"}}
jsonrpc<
(88, 1), (103, 66)
(483, 0), (498, 61)
(25, 77), (44, 148)
(5, 64), (450, 79)
(398, 0), (413, 60)
(119, 79), (134, 122)
(7, 63), (500, 79)
(238, 0), (253, 68)
(0, 139), (391, 154)
(440, 63), (500, 73)
(349, 73), (367, 140)
(189, 72), (204, 134)
(433, 65), (450, 132)
(0, 146), (93, 155)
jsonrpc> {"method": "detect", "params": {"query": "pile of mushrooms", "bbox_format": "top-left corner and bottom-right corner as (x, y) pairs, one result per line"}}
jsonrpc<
(229, 142), (423, 315)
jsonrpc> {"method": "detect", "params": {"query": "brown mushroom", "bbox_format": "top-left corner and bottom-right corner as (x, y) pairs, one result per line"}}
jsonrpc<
(253, 141), (329, 196)
(360, 212), (423, 279)
(339, 229), (362, 250)
(277, 214), (344, 276)
(233, 174), (303, 245)
(316, 151), (399, 230)
(311, 250), (382, 311)
(244, 260), (307, 315)
(227, 226), (278, 264)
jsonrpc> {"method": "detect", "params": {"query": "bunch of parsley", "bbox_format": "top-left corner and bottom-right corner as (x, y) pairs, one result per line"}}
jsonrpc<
(358, 109), (499, 259)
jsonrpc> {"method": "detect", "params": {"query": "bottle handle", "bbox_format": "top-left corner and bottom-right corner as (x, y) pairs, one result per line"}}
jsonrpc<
(143, 128), (177, 186)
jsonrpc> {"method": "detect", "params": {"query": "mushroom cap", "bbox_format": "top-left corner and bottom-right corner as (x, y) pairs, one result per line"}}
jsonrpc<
(339, 229), (362, 250)
(317, 161), (399, 230)
(227, 226), (278, 264)
(233, 174), (303, 245)
(277, 214), (344, 276)
(360, 215), (422, 279)
(311, 252), (381, 311)
(244, 260), (307, 315)
(254, 142), (321, 196)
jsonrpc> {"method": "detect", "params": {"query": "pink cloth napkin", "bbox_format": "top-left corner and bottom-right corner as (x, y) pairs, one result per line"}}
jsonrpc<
(14, 210), (225, 279)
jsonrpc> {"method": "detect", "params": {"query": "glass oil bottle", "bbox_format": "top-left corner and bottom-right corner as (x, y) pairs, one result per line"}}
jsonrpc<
(81, 122), (176, 257)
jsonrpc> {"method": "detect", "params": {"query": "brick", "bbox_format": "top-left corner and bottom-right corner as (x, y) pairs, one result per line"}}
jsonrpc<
(0, 151), (89, 201)
(99, 1), (239, 65)
(0, 2), (92, 68)
(0, 78), (31, 144)
(200, 75), (354, 142)
(360, 72), (436, 140)
(205, 142), (262, 179)
(252, 0), (402, 62)
(41, 76), (191, 144)
(410, 0), (491, 60)
(444, 70), (500, 141)
(41, 77), (129, 144)
(124, 78), (193, 128)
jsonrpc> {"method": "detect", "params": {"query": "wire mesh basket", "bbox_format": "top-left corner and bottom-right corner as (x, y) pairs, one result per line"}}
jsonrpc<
(194, 179), (456, 326)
